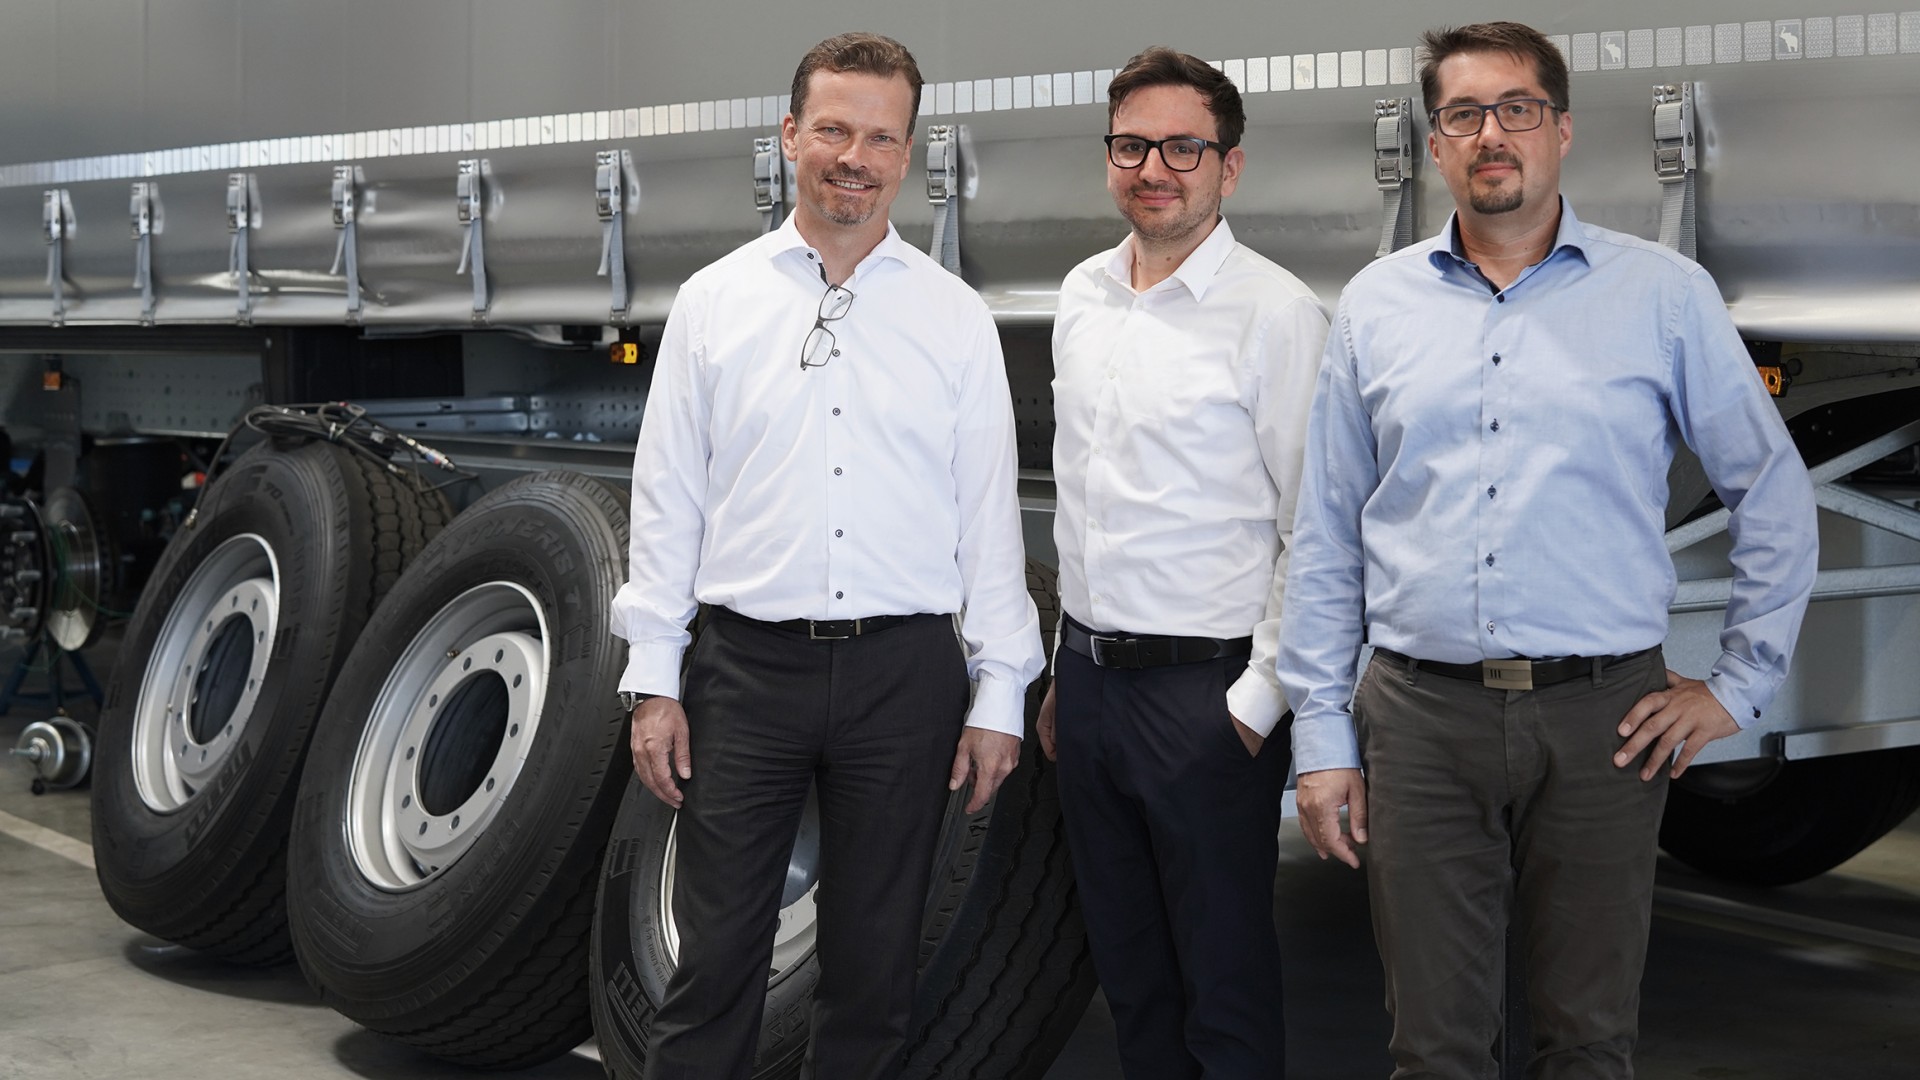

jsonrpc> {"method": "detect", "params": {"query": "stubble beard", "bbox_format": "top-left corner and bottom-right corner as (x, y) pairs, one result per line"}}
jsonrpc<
(1121, 184), (1219, 247)
(816, 168), (881, 227)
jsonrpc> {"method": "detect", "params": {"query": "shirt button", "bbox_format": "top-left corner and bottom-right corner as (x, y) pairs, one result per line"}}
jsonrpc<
(1487, 621), (1496, 633)
(806, 252), (816, 260)
(1489, 419), (1500, 432)
(834, 529), (844, 538)
(1488, 485), (1497, 498)
(1491, 353), (1502, 365)
(832, 407), (841, 416)
(834, 467), (843, 476)
(1497, 294), (1506, 303)
(1486, 553), (1496, 566)
(1091, 444), (1102, 455)
(1106, 368), (1117, 379)
(835, 590), (844, 599)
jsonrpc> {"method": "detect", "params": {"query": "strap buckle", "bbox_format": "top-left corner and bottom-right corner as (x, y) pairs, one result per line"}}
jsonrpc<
(1373, 98), (1412, 189)
(331, 165), (359, 227)
(1482, 658), (1534, 691)
(1652, 83), (1694, 182)
(43, 189), (73, 243)
(925, 125), (957, 205)
(752, 137), (782, 214)
(594, 150), (624, 222)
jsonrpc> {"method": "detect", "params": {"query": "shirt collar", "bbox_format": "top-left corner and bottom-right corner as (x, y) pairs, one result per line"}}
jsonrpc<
(1103, 216), (1237, 301)
(1428, 196), (1591, 276)
(768, 212), (915, 281)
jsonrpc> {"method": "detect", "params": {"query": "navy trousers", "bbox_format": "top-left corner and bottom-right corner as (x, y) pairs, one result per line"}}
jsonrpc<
(1054, 641), (1293, 1079)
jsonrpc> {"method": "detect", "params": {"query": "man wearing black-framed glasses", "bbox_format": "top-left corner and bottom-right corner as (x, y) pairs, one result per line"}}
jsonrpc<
(1042, 46), (1328, 1078)
(610, 32), (1042, 1080)
(1280, 21), (1816, 1077)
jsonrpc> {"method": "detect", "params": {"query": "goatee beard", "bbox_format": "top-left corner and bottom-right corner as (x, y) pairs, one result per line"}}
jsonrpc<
(1470, 187), (1524, 214)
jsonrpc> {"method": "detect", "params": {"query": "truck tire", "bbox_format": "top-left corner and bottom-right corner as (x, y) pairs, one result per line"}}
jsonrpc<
(589, 561), (1097, 1080)
(1659, 747), (1920, 886)
(286, 471), (631, 1069)
(91, 440), (448, 964)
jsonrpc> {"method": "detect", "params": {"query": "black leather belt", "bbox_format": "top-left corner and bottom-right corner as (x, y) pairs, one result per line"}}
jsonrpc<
(1374, 646), (1659, 691)
(1062, 614), (1252, 670)
(712, 606), (933, 640)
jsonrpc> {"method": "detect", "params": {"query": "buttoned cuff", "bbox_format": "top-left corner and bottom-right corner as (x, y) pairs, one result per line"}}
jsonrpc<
(1227, 667), (1288, 738)
(1290, 711), (1363, 774)
(1706, 663), (1763, 730)
(964, 671), (1026, 739)
(619, 642), (688, 700)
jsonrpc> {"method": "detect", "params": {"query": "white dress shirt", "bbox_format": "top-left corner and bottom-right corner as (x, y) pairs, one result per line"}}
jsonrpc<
(1052, 218), (1329, 738)
(612, 216), (1044, 737)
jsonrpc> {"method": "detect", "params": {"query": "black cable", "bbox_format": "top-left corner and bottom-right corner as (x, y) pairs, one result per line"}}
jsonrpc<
(189, 403), (477, 529)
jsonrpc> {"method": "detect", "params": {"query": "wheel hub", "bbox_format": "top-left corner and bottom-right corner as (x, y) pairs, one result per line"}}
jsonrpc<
(347, 582), (549, 891)
(131, 534), (278, 812)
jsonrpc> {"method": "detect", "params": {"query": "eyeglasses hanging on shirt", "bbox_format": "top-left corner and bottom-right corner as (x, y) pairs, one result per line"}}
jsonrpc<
(800, 283), (856, 371)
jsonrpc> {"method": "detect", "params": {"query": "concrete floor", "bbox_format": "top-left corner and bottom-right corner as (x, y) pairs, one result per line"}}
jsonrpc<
(5, 635), (1920, 1079)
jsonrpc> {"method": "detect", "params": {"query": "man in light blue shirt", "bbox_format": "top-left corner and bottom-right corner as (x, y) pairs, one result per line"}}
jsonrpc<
(1277, 21), (1817, 1078)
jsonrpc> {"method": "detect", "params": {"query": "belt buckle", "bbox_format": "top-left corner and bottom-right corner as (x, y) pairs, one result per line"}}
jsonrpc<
(1090, 635), (1140, 669)
(1482, 658), (1533, 691)
(808, 620), (852, 641)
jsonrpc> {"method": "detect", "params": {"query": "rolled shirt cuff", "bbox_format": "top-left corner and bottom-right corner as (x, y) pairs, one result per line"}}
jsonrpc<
(618, 641), (688, 700)
(1227, 667), (1289, 738)
(964, 670), (1027, 739)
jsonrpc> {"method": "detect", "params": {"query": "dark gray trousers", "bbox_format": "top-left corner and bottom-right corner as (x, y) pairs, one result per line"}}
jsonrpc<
(1054, 644), (1292, 1080)
(1354, 649), (1671, 1080)
(643, 611), (967, 1080)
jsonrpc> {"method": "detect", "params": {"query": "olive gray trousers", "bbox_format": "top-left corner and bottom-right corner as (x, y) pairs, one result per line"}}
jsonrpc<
(1353, 648), (1671, 1080)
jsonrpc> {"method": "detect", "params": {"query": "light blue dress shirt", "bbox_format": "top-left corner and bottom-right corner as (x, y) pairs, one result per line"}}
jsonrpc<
(1279, 200), (1819, 774)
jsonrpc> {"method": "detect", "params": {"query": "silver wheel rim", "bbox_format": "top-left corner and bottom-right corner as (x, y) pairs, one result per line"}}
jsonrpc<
(660, 791), (821, 982)
(131, 534), (279, 813)
(345, 581), (550, 891)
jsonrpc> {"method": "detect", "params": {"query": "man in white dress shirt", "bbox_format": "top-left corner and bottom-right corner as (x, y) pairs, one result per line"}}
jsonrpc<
(609, 32), (1043, 1080)
(1039, 46), (1329, 1078)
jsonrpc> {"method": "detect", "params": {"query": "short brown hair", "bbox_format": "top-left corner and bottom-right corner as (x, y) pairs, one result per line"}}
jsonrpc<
(1106, 47), (1245, 149)
(1418, 22), (1570, 116)
(789, 32), (925, 132)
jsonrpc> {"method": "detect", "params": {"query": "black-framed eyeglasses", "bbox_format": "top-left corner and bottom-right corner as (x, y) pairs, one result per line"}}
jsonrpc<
(1428, 98), (1560, 138)
(799, 284), (855, 371)
(1104, 134), (1233, 172)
